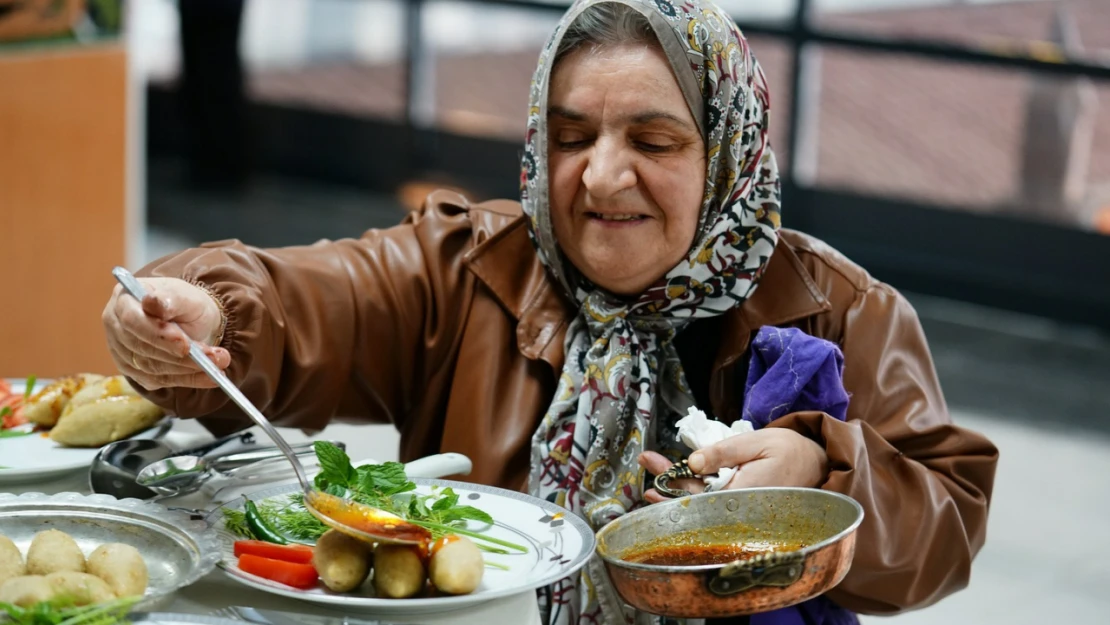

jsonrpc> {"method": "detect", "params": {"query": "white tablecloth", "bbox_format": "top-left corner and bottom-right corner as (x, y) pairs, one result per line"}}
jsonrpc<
(3, 420), (542, 625)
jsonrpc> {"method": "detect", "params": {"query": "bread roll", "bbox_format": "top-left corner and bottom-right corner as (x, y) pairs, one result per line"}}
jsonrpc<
(313, 530), (372, 593)
(45, 572), (116, 606)
(372, 544), (426, 599)
(87, 543), (147, 598)
(428, 535), (484, 595)
(0, 535), (25, 587)
(25, 529), (85, 575)
(0, 576), (53, 607)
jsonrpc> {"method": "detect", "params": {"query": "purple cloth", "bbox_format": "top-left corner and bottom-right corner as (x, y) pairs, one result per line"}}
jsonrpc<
(740, 327), (858, 625)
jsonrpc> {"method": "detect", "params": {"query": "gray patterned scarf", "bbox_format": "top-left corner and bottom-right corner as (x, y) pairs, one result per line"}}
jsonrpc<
(522, 1), (783, 622)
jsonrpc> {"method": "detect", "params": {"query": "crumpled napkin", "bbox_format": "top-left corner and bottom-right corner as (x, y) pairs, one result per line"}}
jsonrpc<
(674, 406), (753, 491)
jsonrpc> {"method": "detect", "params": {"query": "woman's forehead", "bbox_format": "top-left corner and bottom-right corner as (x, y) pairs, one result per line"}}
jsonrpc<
(547, 44), (697, 129)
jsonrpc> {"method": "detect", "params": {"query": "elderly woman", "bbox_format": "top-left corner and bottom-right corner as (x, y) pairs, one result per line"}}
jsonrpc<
(102, 0), (997, 623)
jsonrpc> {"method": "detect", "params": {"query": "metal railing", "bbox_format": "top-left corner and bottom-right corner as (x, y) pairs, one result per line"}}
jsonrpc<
(398, 0), (1110, 181)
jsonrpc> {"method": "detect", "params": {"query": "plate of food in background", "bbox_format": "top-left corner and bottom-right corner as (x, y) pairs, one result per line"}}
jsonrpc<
(0, 375), (171, 484)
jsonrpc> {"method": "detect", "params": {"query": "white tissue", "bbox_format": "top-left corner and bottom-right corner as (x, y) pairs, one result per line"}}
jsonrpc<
(673, 406), (753, 492)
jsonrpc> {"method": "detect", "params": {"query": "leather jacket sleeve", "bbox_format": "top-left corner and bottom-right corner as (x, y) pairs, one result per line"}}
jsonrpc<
(132, 198), (478, 441)
(770, 284), (999, 614)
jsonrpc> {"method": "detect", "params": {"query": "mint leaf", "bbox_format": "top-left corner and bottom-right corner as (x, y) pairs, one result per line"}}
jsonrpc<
(408, 495), (430, 520)
(356, 461), (415, 497)
(24, 375), (36, 399)
(431, 487), (459, 512)
(313, 441), (355, 491)
(440, 505), (494, 525)
(0, 406), (10, 418)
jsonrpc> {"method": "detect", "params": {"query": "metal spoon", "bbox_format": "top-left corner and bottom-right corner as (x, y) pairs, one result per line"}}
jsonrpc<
(136, 446), (322, 494)
(89, 432), (313, 500)
(113, 266), (431, 546)
(90, 432), (254, 501)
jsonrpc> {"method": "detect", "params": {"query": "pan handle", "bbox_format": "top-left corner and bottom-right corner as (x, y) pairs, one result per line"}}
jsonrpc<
(708, 551), (806, 596)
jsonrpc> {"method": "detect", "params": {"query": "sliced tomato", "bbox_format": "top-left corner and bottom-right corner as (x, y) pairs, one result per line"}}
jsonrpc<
(234, 540), (314, 564)
(0, 386), (26, 430)
(238, 554), (318, 590)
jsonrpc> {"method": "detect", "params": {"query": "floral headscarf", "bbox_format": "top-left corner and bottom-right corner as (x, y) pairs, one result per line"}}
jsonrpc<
(522, 0), (782, 623)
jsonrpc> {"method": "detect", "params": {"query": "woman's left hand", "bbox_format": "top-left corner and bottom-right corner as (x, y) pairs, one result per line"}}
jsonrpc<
(638, 428), (829, 504)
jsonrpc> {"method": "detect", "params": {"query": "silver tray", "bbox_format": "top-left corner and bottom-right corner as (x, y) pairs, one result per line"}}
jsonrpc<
(0, 492), (222, 609)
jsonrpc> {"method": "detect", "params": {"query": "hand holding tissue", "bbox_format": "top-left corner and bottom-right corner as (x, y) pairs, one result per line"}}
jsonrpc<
(675, 406), (754, 491)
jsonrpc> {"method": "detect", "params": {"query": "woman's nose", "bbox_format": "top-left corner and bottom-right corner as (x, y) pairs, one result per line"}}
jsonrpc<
(582, 138), (637, 198)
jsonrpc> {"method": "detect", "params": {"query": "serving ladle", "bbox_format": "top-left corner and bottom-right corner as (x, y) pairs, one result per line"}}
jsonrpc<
(135, 445), (326, 496)
(90, 433), (255, 501)
(113, 267), (431, 546)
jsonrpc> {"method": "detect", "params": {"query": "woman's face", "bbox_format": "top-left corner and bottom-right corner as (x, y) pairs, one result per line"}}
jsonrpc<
(548, 43), (706, 297)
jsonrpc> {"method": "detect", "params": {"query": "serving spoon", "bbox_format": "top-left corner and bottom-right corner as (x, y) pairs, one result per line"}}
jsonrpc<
(112, 266), (431, 546)
(136, 446), (322, 496)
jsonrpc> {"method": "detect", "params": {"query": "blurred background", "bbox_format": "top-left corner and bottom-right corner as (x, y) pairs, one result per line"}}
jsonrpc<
(2, 1), (1109, 623)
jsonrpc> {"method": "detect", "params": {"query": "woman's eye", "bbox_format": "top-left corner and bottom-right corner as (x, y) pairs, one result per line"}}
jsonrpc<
(635, 141), (675, 153)
(555, 133), (590, 149)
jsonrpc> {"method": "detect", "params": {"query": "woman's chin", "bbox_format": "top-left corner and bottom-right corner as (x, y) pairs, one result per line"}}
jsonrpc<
(578, 259), (660, 297)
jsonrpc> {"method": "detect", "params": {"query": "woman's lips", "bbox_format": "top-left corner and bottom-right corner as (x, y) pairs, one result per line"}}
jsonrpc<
(586, 212), (648, 227)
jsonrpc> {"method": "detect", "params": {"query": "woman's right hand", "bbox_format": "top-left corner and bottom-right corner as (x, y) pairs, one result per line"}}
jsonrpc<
(102, 277), (231, 390)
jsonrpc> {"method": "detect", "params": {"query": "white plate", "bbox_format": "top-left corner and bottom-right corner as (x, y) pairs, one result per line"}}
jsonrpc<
(0, 378), (171, 485)
(207, 479), (596, 616)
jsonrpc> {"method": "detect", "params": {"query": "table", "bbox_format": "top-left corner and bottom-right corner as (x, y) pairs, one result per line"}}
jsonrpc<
(3, 419), (543, 625)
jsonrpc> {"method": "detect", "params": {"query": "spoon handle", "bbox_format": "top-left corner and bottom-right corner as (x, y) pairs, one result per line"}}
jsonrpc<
(112, 266), (313, 493)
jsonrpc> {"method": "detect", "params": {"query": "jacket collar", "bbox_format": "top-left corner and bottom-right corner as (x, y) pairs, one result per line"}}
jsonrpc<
(465, 220), (830, 373)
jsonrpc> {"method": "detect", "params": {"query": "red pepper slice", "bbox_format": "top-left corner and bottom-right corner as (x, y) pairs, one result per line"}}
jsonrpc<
(238, 553), (319, 589)
(234, 540), (315, 564)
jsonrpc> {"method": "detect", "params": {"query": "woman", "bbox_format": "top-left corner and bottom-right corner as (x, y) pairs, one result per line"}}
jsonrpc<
(102, 1), (998, 623)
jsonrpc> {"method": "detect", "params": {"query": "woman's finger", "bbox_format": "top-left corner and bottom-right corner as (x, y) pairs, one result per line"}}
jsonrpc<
(115, 293), (191, 358)
(688, 431), (770, 474)
(722, 458), (782, 490)
(114, 322), (202, 372)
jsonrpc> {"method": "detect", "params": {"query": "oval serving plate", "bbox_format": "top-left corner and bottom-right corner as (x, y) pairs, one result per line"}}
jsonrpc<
(206, 479), (595, 616)
(0, 492), (222, 609)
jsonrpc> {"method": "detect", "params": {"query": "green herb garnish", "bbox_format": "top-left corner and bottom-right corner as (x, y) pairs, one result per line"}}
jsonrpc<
(23, 375), (36, 399)
(221, 508), (252, 539)
(225, 442), (528, 555)
(0, 429), (33, 439)
(0, 595), (139, 625)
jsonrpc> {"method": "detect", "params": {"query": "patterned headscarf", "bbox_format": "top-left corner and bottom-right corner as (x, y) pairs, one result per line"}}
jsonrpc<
(522, 1), (782, 623)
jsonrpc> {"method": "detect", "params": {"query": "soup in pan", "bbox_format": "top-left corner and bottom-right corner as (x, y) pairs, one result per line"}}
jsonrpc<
(624, 540), (804, 567)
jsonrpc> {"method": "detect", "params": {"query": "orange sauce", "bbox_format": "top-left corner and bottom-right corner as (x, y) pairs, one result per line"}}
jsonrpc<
(624, 541), (803, 567)
(308, 491), (431, 543)
(428, 534), (461, 558)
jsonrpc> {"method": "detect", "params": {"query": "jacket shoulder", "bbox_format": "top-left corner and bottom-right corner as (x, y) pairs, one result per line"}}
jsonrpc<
(779, 229), (878, 295)
(414, 190), (524, 243)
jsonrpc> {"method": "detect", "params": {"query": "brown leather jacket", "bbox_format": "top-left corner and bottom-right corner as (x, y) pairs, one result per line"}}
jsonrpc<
(136, 190), (998, 615)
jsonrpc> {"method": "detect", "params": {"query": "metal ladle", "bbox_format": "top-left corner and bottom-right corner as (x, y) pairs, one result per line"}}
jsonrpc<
(135, 445), (324, 496)
(113, 267), (431, 546)
(90, 432), (256, 501)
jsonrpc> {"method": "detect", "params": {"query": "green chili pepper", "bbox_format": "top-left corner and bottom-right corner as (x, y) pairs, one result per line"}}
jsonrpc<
(244, 500), (289, 545)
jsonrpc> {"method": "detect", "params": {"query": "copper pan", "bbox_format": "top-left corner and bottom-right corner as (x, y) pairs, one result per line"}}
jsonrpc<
(595, 487), (863, 618)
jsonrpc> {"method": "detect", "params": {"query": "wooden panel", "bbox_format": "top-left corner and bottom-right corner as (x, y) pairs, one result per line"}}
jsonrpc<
(0, 45), (128, 378)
